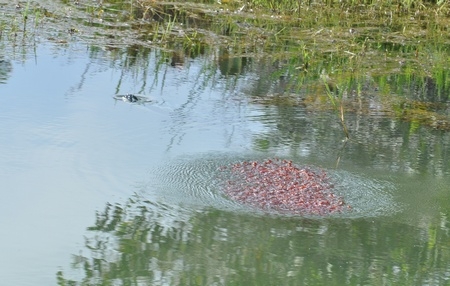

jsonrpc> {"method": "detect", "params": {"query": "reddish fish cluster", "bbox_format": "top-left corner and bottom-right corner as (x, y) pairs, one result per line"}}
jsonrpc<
(220, 159), (349, 215)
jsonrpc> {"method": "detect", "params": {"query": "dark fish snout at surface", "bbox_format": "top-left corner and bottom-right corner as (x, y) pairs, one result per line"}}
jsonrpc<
(123, 94), (140, 102)
(113, 94), (153, 104)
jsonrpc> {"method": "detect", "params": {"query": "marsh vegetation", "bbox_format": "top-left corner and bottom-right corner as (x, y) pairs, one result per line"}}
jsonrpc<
(8, 0), (446, 133)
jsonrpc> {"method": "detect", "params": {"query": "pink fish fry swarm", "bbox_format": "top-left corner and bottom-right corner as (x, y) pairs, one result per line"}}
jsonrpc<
(220, 159), (349, 215)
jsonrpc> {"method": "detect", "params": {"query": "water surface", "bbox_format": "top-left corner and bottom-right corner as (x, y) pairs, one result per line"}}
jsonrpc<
(1, 9), (450, 286)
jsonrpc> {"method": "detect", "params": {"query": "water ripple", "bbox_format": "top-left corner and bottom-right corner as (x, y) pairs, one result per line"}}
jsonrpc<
(151, 154), (246, 211)
(149, 153), (399, 218)
(329, 170), (400, 218)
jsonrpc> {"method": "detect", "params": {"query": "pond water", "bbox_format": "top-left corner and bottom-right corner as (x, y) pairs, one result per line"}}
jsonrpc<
(1, 3), (450, 286)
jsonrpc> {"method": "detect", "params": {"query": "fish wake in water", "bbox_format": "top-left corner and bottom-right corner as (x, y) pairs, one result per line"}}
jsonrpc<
(113, 94), (153, 104)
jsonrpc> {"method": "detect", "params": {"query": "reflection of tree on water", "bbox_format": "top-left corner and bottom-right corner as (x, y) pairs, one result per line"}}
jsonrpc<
(218, 49), (251, 76)
(73, 43), (450, 175)
(57, 194), (450, 285)
(249, 102), (450, 175)
(0, 59), (13, 84)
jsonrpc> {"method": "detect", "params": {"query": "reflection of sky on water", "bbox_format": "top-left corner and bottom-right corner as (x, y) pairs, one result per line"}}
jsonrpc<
(0, 2), (449, 284)
(0, 42), (262, 284)
(1, 38), (450, 284)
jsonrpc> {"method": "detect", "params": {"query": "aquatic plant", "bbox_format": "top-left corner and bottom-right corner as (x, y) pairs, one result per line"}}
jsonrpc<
(322, 70), (350, 140)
